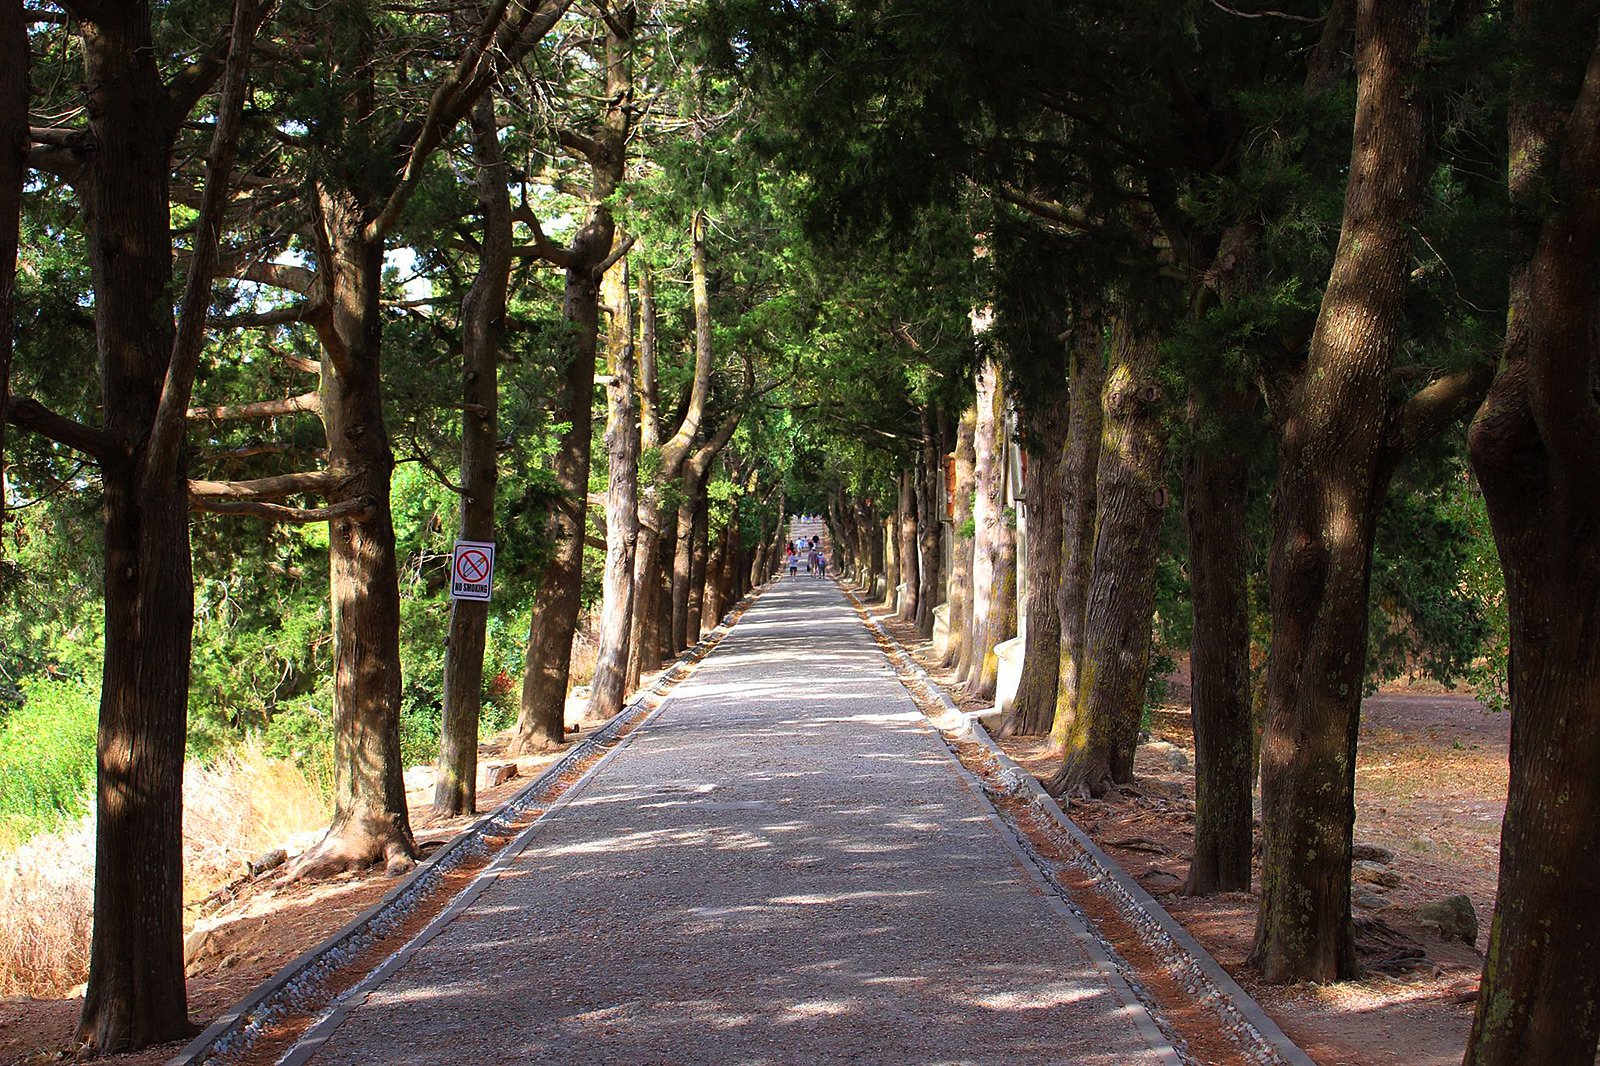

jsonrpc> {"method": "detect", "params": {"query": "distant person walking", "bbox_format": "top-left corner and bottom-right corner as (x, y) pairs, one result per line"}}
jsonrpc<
(787, 548), (798, 578)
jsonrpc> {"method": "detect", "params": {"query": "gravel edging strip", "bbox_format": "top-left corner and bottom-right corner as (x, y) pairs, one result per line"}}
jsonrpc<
(841, 583), (1314, 1066)
(169, 584), (770, 1066)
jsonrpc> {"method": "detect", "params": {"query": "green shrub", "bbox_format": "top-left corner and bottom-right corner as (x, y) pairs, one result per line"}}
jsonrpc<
(258, 694), (335, 797)
(0, 679), (98, 843)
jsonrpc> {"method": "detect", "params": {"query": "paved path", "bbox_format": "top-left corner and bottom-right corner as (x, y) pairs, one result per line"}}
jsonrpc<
(288, 580), (1176, 1065)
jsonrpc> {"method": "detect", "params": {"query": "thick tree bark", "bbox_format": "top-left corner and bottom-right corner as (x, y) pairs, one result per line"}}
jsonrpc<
(70, 1), (260, 1048)
(881, 512), (899, 608)
(671, 474), (700, 651)
(1002, 377), (1069, 737)
(853, 498), (874, 590)
(1049, 325), (1104, 754)
(1181, 388), (1257, 894)
(1464, 18), (1600, 1065)
(650, 520), (674, 663)
(667, 211), (731, 652)
(625, 267), (662, 695)
(72, 10), (191, 1050)
(896, 468), (919, 621)
(686, 489), (711, 639)
(1250, 0), (1430, 983)
(588, 251), (639, 723)
(512, 247), (604, 749)
(1050, 314), (1168, 797)
(0, 0), (21, 549)
(976, 474), (1017, 701)
(702, 519), (727, 629)
(297, 186), (417, 875)
(942, 407), (977, 668)
(434, 97), (511, 818)
(961, 357), (1005, 688)
(671, 412), (741, 649)
(914, 408), (943, 636)
(511, 9), (631, 751)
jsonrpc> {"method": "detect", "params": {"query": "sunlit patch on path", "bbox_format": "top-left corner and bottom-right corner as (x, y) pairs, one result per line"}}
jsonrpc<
(283, 580), (1177, 1065)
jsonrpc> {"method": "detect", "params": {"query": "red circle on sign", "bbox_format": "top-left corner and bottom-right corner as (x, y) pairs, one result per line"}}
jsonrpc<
(456, 548), (490, 584)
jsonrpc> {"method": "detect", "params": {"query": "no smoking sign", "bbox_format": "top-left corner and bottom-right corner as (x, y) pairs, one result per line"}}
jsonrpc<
(450, 540), (496, 602)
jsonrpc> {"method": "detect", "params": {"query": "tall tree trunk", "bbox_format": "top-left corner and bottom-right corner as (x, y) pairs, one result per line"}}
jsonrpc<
(1003, 379), (1069, 736)
(896, 469), (919, 620)
(1464, 15), (1600, 1065)
(625, 267), (661, 695)
(626, 508), (662, 693)
(72, 9), (191, 1049)
(513, 243), (604, 749)
(1181, 388), (1256, 894)
(852, 498), (872, 589)
(687, 489), (711, 639)
(71, 1), (260, 1047)
(297, 186), (417, 874)
(671, 416), (741, 647)
(975, 481), (1016, 701)
(650, 519), (674, 664)
(943, 407), (977, 668)
(914, 408), (943, 637)
(961, 357), (1005, 687)
(434, 98), (511, 817)
(1049, 325), (1104, 753)
(510, 5), (630, 752)
(1049, 314), (1168, 796)
(0, 0), (21, 553)
(831, 491), (855, 579)
(587, 250), (638, 722)
(671, 475), (699, 651)
(702, 520), (727, 629)
(666, 209), (727, 652)
(881, 512), (898, 608)
(1250, 0), (1430, 983)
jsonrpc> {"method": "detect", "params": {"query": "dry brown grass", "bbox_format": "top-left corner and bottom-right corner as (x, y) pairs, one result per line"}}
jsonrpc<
(0, 742), (328, 997)
(0, 818), (93, 998)
(566, 611), (600, 691)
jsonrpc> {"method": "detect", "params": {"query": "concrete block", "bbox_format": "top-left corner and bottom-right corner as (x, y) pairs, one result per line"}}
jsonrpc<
(479, 761), (518, 789)
(993, 636), (1024, 716)
(932, 603), (951, 659)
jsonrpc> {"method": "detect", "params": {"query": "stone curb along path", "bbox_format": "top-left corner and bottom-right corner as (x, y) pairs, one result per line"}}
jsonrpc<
(169, 585), (771, 1066)
(839, 581), (1315, 1066)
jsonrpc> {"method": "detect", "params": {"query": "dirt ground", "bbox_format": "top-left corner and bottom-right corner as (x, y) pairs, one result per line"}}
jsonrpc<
(873, 604), (1507, 1066)
(0, 741), (563, 1066)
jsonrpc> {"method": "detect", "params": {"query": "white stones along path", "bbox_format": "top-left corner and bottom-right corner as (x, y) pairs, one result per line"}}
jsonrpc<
(282, 579), (1178, 1065)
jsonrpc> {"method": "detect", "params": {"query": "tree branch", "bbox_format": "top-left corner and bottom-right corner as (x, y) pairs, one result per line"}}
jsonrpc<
(188, 469), (338, 501)
(190, 496), (372, 524)
(509, 203), (576, 268)
(209, 302), (317, 329)
(4, 396), (122, 462)
(148, 0), (274, 485)
(366, 0), (576, 242)
(996, 185), (1089, 230)
(1393, 360), (1496, 457)
(229, 258), (319, 295)
(187, 391), (321, 421)
(594, 232), (635, 278)
(557, 127), (600, 160)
